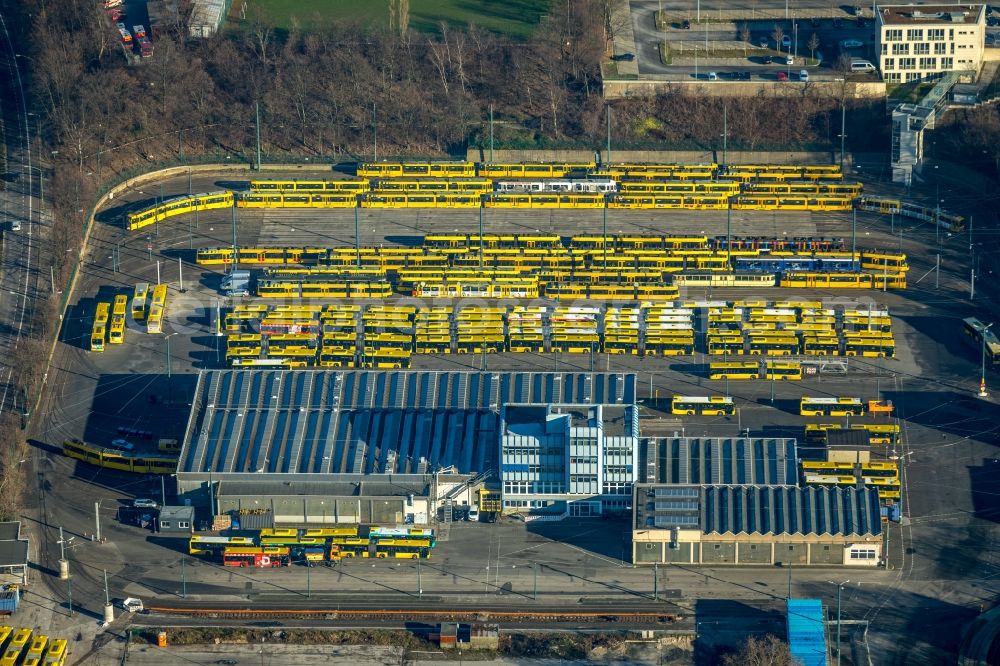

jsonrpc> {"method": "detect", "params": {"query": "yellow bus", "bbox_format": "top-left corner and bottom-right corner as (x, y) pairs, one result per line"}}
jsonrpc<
(95, 301), (111, 326)
(799, 397), (865, 417)
(131, 283), (150, 320)
(671, 395), (736, 416)
(764, 361), (802, 380)
(90, 322), (106, 352)
(1, 628), (31, 666)
(42, 638), (67, 666)
(22, 634), (47, 666)
(108, 314), (126, 344)
(708, 362), (761, 380)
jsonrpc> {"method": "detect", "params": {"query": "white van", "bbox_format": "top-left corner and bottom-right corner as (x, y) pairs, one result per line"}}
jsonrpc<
(850, 58), (876, 72)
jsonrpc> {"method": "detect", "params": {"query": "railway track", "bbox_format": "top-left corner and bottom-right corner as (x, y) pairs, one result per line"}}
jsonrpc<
(147, 604), (682, 625)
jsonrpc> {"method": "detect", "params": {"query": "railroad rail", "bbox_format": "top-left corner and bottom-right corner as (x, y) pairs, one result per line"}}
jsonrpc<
(148, 606), (682, 624)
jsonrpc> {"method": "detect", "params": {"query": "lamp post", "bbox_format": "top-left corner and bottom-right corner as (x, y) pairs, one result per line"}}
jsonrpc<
(980, 322), (993, 397)
(828, 579), (850, 666)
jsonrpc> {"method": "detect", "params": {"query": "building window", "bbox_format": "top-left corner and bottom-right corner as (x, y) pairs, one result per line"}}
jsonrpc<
(645, 543), (656, 550)
(788, 546), (795, 551)
(714, 544), (721, 550)
(892, 43), (910, 55)
(928, 28), (945, 41)
(850, 548), (877, 560)
(884, 58), (895, 70)
(750, 544), (757, 550)
(885, 72), (901, 83)
(179, 521), (190, 528)
(919, 57), (937, 70)
(823, 545), (830, 551)
(899, 58), (916, 70)
(906, 29), (924, 41)
(934, 43), (947, 54)
(913, 43), (929, 55)
(160, 521), (171, 528)
(885, 28), (903, 41)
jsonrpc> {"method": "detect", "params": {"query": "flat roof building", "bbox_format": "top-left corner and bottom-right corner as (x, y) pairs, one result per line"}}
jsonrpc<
(877, 4), (986, 82)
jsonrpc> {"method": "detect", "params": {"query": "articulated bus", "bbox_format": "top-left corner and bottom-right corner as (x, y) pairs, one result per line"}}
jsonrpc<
(671, 395), (737, 416)
(708, 362), (761, 380)
(126, 191), (234, 231)
(799, 397), (865, 417)
(188, 535), (255, 556)
(962, 317), (1000, 369)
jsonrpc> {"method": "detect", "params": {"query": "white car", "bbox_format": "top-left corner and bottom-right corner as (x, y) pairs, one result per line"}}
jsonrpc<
(785, 54), (794, 65)
(110, 438), (135, 451)
(467, 505), (480, 522)
(840, 39), (864, 49)
(799, 69), (810, 82)
(707, 71), (718, 81)
(10, 221), (20, 231)
(132, 498), (158, 509)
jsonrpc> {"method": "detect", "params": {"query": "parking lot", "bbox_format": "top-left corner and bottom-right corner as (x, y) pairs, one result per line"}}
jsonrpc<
(10, 163), (995, 663)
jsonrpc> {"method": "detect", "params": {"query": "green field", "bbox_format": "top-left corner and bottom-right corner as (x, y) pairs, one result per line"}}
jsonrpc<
(247, 0), (550, 39)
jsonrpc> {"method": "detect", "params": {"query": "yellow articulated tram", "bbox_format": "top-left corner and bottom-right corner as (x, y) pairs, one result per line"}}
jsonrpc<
(248, 179), (370, 192)
(63, 439), (178, 474)
(237, 193), (358, 208)
(357, 161), (476, 178)
(126, 191), (234, 231)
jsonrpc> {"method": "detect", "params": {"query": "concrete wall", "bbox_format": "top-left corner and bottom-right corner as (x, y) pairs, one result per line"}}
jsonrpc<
(701, 541), (737, 564)
(738, 542), (773, 564)
(635, 540), (663, 563)
(603, 79), (887, 100)
(215, 495), (406, 525)
(774, 542), (810, 566)
(810, 542), (846, 565)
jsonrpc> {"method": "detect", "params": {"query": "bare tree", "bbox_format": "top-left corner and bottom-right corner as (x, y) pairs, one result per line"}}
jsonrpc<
(721, 635), (795, 666)
(770, 24), (784, 53)
(808, 32), (820, 60)
(399, 0), (410, 34)
(246, 2), (273, 66)
(739, 23), (751, 56)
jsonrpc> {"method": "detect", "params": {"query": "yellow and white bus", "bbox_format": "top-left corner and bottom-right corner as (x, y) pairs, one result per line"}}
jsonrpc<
(799, 397), (865, 417)
(671, 395), (737, 416)
(131, 283), (149, 320)
(764, 361), (802, 380)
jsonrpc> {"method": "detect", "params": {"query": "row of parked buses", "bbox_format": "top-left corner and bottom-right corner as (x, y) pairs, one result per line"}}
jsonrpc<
(0, 627), (68, 666)
(188, 527), (437, 564)
(88, 284), (169, 351)
(800, 460), (901, 500)
(62, 439), (178, 475)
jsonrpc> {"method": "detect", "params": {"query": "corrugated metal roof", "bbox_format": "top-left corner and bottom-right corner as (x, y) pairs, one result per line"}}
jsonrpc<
(180, 371), (635, 477)
(787, 598), (828, 666)
(702, 486), (882, 537)
(639, 437), (798, 485)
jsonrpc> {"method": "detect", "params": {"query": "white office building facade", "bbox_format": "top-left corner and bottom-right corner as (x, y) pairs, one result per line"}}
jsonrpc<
(877, 4), (986, 83)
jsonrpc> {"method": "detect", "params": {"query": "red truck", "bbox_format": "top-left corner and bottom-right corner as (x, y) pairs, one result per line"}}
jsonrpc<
(138, 37), (153, 58)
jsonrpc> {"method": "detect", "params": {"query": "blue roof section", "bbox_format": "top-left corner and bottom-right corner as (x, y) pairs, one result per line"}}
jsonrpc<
(639, 437), (798, 486)
(180, 370), (636, 476)
(702, 486), (882, 537)
(787, 598), (828, 666)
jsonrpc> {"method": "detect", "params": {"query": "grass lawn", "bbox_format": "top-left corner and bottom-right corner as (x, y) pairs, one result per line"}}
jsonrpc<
(245, 0), (550, 38)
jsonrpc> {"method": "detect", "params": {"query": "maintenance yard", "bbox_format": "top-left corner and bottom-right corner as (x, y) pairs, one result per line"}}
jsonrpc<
(17, 162), (997, 665)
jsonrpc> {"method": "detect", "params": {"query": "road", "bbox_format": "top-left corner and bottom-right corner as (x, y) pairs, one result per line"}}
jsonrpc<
(0, 10), (42, 418)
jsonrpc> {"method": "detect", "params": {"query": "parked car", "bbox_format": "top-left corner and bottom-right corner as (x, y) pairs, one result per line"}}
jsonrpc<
(467, 505), (480, 522)
(785, 54), (794, 65)
(736, 71), (752, 80)
(840, 39), (864, 50)
(777, 71), (788, 81)
(611, 52), (635, 61)
(109, 438), (135, 452)
(759, 37), (768, 48)
(707, 71), (718, 80)
(762, 55), (773, 64)
(781, 35), (791, 48)
(10, 221), (20, 232)
(132, 498), (158, 509)
(681, 19), (691, 29)
(799, 69), (810, 82)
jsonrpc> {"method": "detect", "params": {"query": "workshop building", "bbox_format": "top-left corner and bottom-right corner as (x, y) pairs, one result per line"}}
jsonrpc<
(632, 483), (883, 567)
